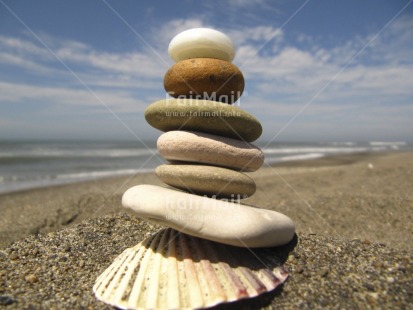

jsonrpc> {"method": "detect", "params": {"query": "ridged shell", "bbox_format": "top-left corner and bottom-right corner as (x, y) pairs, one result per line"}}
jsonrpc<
(94, 228), (288, 310)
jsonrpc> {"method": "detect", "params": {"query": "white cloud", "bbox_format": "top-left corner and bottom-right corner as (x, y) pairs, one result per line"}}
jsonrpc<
(0, 81), (146, 112)
(56, 46), (165, 78)
(0, 36), (165, 79)
(0, 35), (50, 58)
(366, 16), (413, 65)
(228, 26), (283, 45)
(0, 52), (58, 74)
(201, 0), (282, 23)
(230, 16), (413, 110)
(165, 18), (206, 33)
(0, 35), (63, 75)
(226, 0), (267, 7)
(258, 101), (413, 142)
(157, 18), (207, 47)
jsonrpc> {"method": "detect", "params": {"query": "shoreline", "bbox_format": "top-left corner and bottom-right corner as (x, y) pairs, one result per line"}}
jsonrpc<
(0, 150), (412, 250)
(0, 150), (394, 197)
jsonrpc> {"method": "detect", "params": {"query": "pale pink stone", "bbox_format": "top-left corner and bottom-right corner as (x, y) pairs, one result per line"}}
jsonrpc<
(157, 131), (264, 172)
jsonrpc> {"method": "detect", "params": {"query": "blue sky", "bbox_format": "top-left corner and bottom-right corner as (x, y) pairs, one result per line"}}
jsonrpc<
(0, 0), (412, 142)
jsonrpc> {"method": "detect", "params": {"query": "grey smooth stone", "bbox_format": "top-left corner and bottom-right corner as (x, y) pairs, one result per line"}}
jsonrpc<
(156, 164), (256, 199)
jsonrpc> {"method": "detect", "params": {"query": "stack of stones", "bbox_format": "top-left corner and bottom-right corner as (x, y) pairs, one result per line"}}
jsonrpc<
(157, 28), (262, 202)
(123, 28), (295, 248)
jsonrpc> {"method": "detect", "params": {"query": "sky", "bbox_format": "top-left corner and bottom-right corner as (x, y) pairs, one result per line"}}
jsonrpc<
(0, 0), (412, 143)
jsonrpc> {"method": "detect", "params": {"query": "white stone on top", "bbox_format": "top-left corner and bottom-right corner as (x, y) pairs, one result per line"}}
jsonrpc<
(168, 28), (235, 62)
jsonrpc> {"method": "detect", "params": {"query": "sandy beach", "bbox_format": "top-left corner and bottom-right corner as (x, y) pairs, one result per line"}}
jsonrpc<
(1, 151), (412, 250)
(0, 151), (412, 308)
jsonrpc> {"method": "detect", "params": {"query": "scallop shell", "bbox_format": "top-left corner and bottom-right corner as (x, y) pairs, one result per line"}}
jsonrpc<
(93, 228), (288, 310)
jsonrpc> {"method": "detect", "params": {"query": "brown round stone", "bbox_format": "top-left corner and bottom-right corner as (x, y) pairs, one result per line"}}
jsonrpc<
(164, 58), (245, 104)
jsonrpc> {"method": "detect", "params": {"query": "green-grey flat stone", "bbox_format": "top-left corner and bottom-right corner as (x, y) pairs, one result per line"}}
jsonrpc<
(145, 99), (262, 142)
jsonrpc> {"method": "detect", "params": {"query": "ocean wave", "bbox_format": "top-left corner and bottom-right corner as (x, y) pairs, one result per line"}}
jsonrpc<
(369, 141), (406, 150)
(369, 141), (406, 146)
(0, 148), (158, 159)
(1, 140), (410, 195)
(328, 142), (357, 146)
(56, 168), (153, 180)
(264, 153), (325, 164)
(0, 168), (155, 194)
(262, 147), (369, 154)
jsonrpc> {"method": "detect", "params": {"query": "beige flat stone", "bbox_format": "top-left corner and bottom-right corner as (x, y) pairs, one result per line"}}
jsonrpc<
(157, 130), (264, 172)
(122, 184), (295, 248)
(156, 164), (256, 199)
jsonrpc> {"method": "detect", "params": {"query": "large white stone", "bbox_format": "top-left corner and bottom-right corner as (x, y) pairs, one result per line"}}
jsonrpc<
(168, 28), (235, 62)
(122, 184), (295, 248)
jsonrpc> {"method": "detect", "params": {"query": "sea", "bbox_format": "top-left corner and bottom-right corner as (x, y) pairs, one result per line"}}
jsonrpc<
(0, 140), (410, 195)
